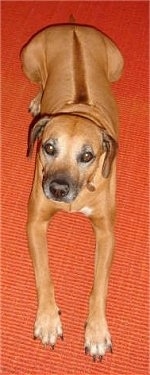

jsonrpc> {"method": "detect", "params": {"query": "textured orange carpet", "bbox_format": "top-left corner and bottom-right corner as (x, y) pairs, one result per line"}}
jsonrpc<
(2, 2), (149, 374)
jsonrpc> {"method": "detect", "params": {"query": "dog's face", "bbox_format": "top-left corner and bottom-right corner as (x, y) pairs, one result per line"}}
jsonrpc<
(28, 114), (117, 203)
(40, 115), (102, 203)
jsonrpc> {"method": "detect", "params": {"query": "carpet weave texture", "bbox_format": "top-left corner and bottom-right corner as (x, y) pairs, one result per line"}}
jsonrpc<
(2, 2), (149, 375)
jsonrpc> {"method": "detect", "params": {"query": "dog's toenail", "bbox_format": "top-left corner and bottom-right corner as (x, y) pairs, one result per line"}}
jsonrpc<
(85, 346), (89, 355)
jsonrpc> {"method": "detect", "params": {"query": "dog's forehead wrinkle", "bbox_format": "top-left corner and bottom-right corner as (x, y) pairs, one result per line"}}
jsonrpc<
(43, 137), (58, 145)
(80, 144), (94, 153)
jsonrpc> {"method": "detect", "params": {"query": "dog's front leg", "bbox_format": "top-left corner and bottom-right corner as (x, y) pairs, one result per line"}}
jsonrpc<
(85, 213), (114, 360)
(27, 203), (63, 347)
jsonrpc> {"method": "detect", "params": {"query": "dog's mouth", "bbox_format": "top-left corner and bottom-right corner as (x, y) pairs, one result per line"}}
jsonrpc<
(42, 173), (80, 203)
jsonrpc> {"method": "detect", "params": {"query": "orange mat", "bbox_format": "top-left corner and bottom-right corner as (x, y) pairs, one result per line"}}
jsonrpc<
(2, 2), (149, 374)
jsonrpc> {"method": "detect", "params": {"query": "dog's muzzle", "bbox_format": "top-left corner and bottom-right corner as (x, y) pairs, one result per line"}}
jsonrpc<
(42, 173), (80, 203)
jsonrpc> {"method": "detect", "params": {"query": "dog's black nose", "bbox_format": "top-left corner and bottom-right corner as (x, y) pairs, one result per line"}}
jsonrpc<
(49, 179), (70, 200)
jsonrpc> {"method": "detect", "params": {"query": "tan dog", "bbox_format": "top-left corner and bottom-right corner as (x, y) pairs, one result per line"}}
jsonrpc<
(21, 23), (123, 360)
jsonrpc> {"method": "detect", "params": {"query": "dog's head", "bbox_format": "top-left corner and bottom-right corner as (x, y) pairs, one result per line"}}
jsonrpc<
(27, 114), (117, 203)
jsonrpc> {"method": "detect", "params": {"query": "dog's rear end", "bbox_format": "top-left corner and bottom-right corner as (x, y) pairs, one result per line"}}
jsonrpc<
(21, 23), (123, 361)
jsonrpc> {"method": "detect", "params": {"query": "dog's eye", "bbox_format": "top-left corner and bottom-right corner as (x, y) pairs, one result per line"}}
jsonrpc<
(80, 151), (94, 163)
(43, 143), (56, 156)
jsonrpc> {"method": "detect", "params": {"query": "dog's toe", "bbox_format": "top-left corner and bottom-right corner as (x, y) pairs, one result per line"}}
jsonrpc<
(34, 308), (63, 347)
(84, 320), (112, 360)
(28, 98), (41, 117)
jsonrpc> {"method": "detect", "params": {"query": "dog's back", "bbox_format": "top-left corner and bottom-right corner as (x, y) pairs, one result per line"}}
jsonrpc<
(21, 24), (123, 139)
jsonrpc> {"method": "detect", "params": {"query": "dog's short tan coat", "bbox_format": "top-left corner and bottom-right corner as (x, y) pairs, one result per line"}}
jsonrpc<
(21, 23), (123, 360)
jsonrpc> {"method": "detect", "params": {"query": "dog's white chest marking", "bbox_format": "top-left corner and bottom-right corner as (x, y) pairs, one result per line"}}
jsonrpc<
(79, 206), (93, 217)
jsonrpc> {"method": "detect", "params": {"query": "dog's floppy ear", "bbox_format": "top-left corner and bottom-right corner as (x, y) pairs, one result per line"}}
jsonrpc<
(104, 35), (124, 82)
(102, 131), (118, 178)
(27, 116), (50, 157)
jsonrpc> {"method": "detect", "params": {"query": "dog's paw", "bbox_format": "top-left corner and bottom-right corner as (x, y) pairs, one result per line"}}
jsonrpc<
(28, 97), (41, 117)
(34, 308), (63, 347)
(84, 319), (112, 361)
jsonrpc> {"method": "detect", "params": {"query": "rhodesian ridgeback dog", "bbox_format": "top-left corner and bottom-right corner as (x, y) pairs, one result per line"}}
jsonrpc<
(21, 22), (124, 360)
